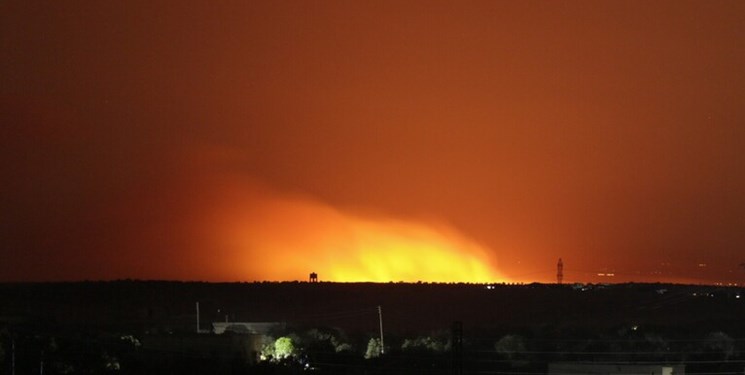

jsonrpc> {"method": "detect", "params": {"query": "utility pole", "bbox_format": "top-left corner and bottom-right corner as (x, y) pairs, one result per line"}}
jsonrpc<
(557, 258), (564, 285)
(196, 302), (200, 333)
(377, 305), (385, 355)
(11, 337), (15, 375)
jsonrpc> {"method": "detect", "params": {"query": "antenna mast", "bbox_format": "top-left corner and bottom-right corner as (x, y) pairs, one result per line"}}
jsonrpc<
(377, 305), (385, 355)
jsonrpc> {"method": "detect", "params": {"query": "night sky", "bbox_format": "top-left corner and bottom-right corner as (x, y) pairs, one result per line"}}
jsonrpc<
(2, 1), (745, 284)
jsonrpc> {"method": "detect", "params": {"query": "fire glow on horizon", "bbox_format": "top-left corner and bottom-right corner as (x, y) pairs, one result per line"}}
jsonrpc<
(203, 179), (504, 283)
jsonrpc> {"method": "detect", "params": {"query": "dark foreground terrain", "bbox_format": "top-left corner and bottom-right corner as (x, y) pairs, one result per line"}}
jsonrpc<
(1, 281), (744, 374)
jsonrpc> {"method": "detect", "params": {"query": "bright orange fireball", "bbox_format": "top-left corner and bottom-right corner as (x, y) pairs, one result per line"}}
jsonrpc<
(204, 183), (504, 283)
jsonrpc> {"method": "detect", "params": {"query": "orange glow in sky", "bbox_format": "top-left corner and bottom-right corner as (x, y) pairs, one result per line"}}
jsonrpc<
(4, 2), (745, 284)
(204, 178), (503, 283)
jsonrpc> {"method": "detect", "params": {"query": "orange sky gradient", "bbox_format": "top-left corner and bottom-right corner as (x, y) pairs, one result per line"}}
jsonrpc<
(2, 1), (745, 284)
(123, 147), (504, 283)
(209, 176), (502, 283)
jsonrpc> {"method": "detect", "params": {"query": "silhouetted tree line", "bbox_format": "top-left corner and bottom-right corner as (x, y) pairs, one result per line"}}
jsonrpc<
(2, 281), (744, 374)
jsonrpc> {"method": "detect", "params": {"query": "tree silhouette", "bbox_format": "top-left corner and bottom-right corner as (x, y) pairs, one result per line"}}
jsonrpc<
(274, 337), (295, 360)
(364, 338), (382, 359)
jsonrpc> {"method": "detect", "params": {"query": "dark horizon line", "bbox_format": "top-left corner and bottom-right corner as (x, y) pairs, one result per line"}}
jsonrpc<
(0, 278), (738, 288)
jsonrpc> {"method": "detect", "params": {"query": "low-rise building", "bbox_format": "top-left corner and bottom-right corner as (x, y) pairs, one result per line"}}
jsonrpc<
(212, 321), (284, 335)
(548, 362), (684, 375)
